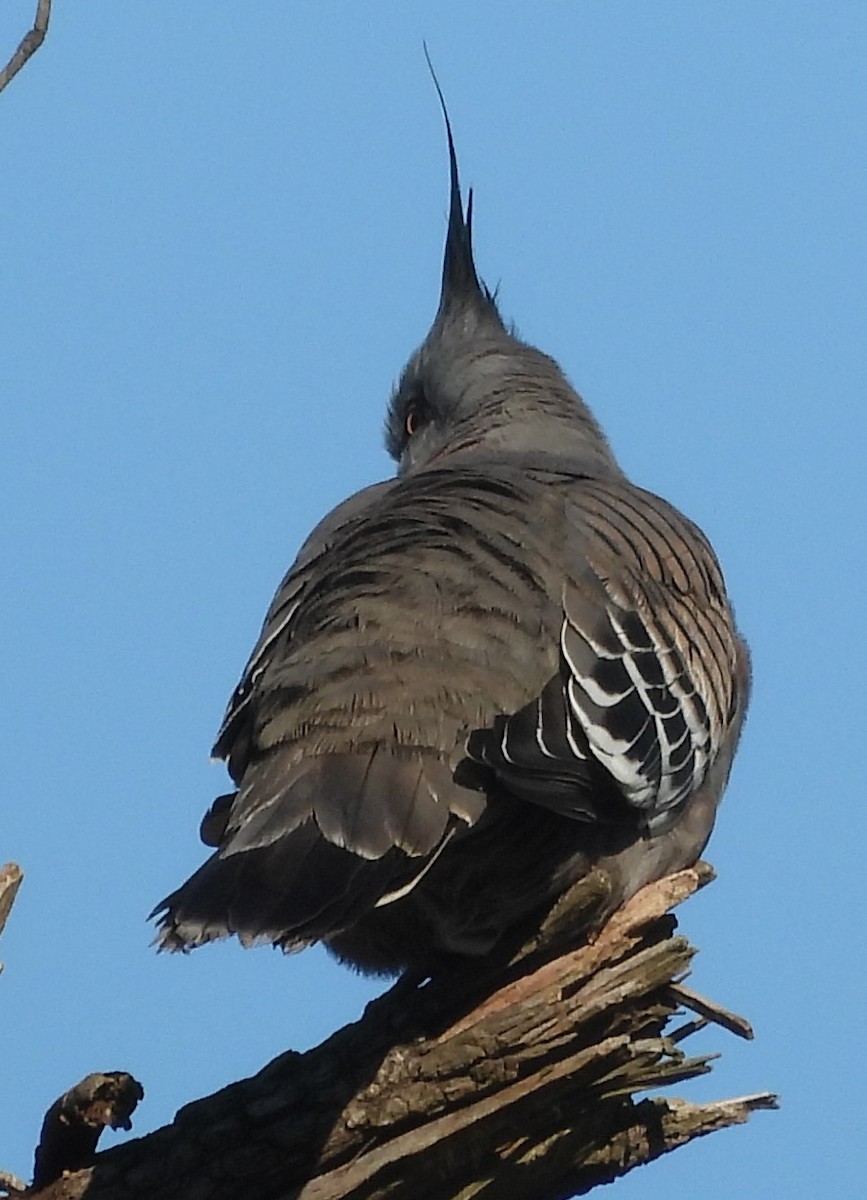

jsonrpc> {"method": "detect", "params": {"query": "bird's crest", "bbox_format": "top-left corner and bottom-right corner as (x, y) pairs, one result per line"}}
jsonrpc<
(424, 46), (497, 323)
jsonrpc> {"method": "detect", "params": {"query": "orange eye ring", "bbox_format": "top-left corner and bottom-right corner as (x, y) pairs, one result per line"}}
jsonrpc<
(405, 404), (422, 437)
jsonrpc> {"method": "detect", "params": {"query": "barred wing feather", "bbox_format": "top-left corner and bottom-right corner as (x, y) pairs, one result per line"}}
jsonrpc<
(471, 478), (742, 832)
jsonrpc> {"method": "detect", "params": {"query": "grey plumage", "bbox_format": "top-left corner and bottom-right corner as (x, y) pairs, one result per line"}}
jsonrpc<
(153, 81), (749, 974)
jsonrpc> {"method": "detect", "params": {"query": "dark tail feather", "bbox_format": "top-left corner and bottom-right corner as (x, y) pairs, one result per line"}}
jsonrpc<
(153, 747), (487, 953)
(152, 820), (414, 952)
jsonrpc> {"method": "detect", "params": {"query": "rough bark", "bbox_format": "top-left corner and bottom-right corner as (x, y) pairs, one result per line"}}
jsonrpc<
(17, 863), (775, 1199)
(32, 1075), (145, 1192)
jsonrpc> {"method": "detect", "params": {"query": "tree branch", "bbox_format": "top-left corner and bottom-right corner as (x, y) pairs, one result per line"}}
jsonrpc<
(0, 863), (23, 951)
(1, 865), (27, 1196)
(0, 1170), (27, 1199)
(32, 1075), (144, 1193)
(0, 0), (51, 96)
(21, 863), (775, 1199)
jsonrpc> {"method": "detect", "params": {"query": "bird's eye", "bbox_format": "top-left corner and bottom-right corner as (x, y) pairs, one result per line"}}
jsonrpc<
(405, 399), (429, 438)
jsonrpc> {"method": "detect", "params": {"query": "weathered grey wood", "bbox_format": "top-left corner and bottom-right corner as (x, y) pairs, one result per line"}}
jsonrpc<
(1, 864), (27, 1195)
(0, 864), (23, 949)
(0, 0), (51, 94)
(22, 864), (775, 1200)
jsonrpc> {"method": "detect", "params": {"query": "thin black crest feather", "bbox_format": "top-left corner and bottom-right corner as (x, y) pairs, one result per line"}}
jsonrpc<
(423, 44), (487, 314)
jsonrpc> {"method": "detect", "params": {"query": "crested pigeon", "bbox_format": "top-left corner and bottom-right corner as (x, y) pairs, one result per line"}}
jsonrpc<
(154, 84), (749, 975)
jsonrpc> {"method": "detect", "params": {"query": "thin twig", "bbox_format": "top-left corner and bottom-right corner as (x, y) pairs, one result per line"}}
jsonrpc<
(668, 1016), (709, 1044)
(0, 864), (24, 976)
(0, 0), (52, 96)
(0, 864), (23, 940)
(669, 981), (755, 1040)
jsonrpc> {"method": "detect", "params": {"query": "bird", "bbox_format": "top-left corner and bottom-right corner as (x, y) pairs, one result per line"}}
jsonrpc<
(153, 76), (750, 977)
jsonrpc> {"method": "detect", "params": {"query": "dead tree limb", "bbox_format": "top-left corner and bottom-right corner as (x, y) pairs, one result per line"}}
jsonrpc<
(1, 864), (27, 1195)
(0, 863), (23, 953)
(31, 1075), (144, 1193)
(22, 863), (775, 1200)
(0, 0), (51, 96)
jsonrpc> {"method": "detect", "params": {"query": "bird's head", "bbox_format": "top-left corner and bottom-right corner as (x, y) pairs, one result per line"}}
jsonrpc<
(386, 68), (620, 479)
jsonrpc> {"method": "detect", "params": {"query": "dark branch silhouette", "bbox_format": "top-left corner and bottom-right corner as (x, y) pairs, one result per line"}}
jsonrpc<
(0, 0), (51, 96)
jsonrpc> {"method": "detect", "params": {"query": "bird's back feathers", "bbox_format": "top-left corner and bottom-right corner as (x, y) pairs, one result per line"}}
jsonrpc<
(155, 459), (747, 970)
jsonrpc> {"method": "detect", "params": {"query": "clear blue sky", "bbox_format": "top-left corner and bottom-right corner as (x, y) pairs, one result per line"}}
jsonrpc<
(2, 3), (864, 1194)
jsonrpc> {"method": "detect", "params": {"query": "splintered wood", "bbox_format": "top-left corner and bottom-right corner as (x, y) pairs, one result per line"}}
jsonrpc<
(21, 865), (776, 1200)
